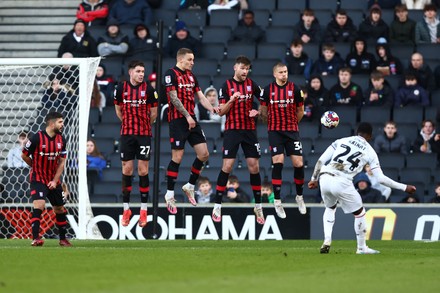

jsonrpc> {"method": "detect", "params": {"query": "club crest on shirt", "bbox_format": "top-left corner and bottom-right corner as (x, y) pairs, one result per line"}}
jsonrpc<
(57, 143), (62, 149)
(25, 140), (31, 148)
(246, 86), (251, 91)
(189, 76), (194, 82)
(288, 91), (293, 96)
(140, 91), (145, 97)
(165, 75), (171, 84)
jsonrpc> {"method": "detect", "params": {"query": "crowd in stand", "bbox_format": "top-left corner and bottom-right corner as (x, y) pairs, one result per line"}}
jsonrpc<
(53, 0), (440, 204)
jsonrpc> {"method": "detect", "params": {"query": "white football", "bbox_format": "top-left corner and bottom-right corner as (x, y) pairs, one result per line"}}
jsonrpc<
(321, 111), (340, 129)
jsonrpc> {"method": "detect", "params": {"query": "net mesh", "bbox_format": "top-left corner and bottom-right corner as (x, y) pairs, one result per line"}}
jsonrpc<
(0, 58), (101, 239)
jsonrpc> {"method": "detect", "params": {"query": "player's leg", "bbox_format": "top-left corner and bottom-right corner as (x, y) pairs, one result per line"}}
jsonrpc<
(30, 182), (47, 246)
(243, 131), (264, 225)
(319, 174), (339, 253)
(120, 135), (136, 225)
(287, 138), (306, 215)
(269, 131), (286, 218)
(353, 207), (380, 254)
(212, 130), (239, 222)
(47, 186), (72, 247)
(137, 136), (151, 227)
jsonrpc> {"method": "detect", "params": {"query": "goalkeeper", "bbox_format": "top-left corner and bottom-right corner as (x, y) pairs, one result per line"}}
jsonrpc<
(22, 111), (72, 247)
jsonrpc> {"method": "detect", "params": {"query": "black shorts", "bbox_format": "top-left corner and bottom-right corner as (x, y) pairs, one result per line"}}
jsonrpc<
(222, 130), (261, 159)
(30, 181), (64, 207)
(269, 131), (303, 157)
(169, 117), (206, 149)
(120, 135), (152, 161)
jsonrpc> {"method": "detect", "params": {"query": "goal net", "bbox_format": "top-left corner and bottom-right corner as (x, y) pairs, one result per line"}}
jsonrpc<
(0, 58), (102, 240)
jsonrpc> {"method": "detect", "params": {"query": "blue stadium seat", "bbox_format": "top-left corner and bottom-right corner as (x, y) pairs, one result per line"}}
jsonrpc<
(392, 106), (424, 124)
(101, 107), (119, 124)
(308, 0), (338, 11)
(313, 9), (334, 27)
(210, 10), (239, 29)
(200, 43), (226, 61)
(192, 59), (219, 76)
(94, 137), (116, 155)
(270, 10), (301, 27)
(257, 43), (288, 59)
(300, 121), (320, 139)
(397, 122), (419, 143)
(253, 9), (271, 28)
(177, 9), (207, 27)
(249, 1), (276, 11)
(93, 123), (120, 139)
(202, 26), (231, 45)
(406, 152), (438, 171)
(277, 0), (306, 10)
(334, 106), (359, 126)
(102, 168), (122, 182)
(320, 122), (353, 138)
(339, 0), (368, 10)
(360, 107), (391, 124)
(225, 43), (256, 59)
(378, 153), (405, 169)
(154, 9), (177, 27)
(382, 167), (400, 181)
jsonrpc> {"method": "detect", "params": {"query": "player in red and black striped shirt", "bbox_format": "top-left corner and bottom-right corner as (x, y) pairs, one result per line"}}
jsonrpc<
(114, 60), (158, 228)
(22, 111), (71, 247)
(163, 48), (219, 214)
(211, 55), (265, 225)
(260, 62), (307, 218)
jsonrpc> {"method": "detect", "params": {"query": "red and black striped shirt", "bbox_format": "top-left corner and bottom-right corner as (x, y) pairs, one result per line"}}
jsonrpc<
(219, 78), (261, 130)
(260, 81), (304, 131)
(164, 66), (201, 121)
(114, 81), (158, 136)
(22, 131), (67, 185)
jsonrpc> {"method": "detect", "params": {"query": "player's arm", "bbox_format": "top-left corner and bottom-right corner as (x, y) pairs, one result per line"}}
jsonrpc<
(370, 167), (416, 193)
(21, 153), (32, 167)
(308, 144), (335, 189)
(147, 86), (159, 123)
(114, 83), (123, 121)
(21, 135), (37, 167)
(296, 87), (305, 122)
(258, 85), (269, 122)
(259, 105), (268, 122)
(169, 90), (190, 118)
(218, 87), (239, 116)
(115, 104), (123, 121)
(195, 90), (218, 113)
(48, 157), (66, 189)
(150, 106), (158, 123)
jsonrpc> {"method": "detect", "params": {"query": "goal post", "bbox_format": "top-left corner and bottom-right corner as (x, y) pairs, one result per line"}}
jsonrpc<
(0, 57), (101, 239)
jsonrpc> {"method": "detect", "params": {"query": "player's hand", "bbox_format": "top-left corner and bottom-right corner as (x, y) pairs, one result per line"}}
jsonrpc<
(405, 185), (416, 194)
(308, 180), (318, 189)
(47, 181), (57, 190)
(211, 106), (220, 114)
(230, 92), (240, 102)
(186, 116), (196, 129)
(249, 109), (259, 117)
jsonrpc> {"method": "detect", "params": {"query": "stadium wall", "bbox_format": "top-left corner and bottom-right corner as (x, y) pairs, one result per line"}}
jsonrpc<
(1, 205), (439, 240)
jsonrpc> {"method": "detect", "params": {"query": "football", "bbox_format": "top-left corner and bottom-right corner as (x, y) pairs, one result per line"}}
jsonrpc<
(321, 111), (340, 129)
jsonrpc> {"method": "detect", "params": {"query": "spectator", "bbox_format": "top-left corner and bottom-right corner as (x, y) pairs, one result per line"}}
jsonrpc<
(256, 182), (275, 204)
(364, 163), (392, 201)
(57, 19), (98, 57)
(195, 176), (214, 204)
(390, 4), (416, 45)
(166, 21), (201, 58)
(207, 0), (248, 15)
(148, 72), (157, 89)
(400, 194), (421, 203)
(367, 0), (401, 9)
(428, 183), (440, 203)
(375, 39), (404, 76)
(405, 52), (436, 91)
(293, 8), (322, 44)
(394, 73), (430, 107)
(128, 23), (157, 57)
(195, 86), (223, 123)
(415, 4), (440, 43)
(328, 67), (363, 107)
(412, 119), (440, 154)
(230, 10), (265, 44)
(284, 39), (313, 81)
(41, 79), (75, 114)
(312, 43), (344, 76)
(364, 70), (394, 106)
(108, 0), (153, 26)
(96, 64), (115, 107)
(49, 52), (80, 94)
(345, 38), (376, 75)
(90, 80), (106, 111)
(7, 132), (28, 168)
(402, 0), (433, 9)
(223, 175), (250, 203)
(76, 0), (109, 26)
(86, 139), (107, 179)
(358, 5), (389, 43)
(374, 121), (408, 155)
(304, 75), (329, 122)
(97, 20), (129, 57)
(324, 9), (358, 43)
(353, 172), (386, 203)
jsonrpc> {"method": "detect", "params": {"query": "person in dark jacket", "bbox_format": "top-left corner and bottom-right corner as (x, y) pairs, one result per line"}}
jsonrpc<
(230, 10), (265, 44)
(345, 38), (376, 75)
(108, 0), (153, 26)
(97, 19), (129, 56)
(328, 67), (363, 107)
(415, 4), (440, 44)
(364, 70), (394, 107)
(324, 9), (358, 43)
(428, 183), (440, 203)
(292, 8), (322, 44)
(312, 43), (344, 76)
(128, 23), (157, 59)
(303, 75), (329, 121)
(405, 52), (436, 91)
(96, 64), (115, 107)
(222, 175), (250, 203)
(58, 19), (98, 57)
(284, 39), (313, 80)
(389, 4), (416, 45)
(76, 0), (109, 26)
(373, 121), (408, 155)
(358, 5), (389, 43)
(412, 119), (440, 155)
(166, 20), (201, 57)
(375, 40), (403, 76)
(353, 172), (386, 203)
(394, 74), (430, 107)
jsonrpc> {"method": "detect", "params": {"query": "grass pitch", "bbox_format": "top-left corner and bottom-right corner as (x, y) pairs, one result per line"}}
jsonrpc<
(0, 239), (439, 293)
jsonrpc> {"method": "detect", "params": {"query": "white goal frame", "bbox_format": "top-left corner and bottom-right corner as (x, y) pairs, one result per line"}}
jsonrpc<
(0, 57), (101, 239)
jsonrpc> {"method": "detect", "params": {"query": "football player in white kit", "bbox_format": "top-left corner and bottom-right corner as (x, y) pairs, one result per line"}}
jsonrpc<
(308, 122), (416, 254)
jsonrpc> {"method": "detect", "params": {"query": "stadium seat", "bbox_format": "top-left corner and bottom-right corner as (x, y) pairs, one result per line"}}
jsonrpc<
(177, 9), (207, 27)
(378, 153), (405, 169)
(200, 122), (223, 141)
(389, 43), (415, 61)
(424, 107), (438, 121)
(257, 43), (288, 59)
(210, 10), (239, 29)
(350, 74), (370, 91)
(396, 122), (419, 143)
(253, 9), (271, 28)
(300, 121), (320, 139)
(202, 26), (231, 45)
(250, 74), (273, 87)
(408, 9), (425, 22)
(102, 167), (122, 182)
(200, 43), (226, 61)
(313, 9), (334, 27)
(192, 59), (219, 76)
(431, 90), (440, 107)
(89, 107), (101, 125)
(382, 167), (400, 181)
(415, 43), (439, 59)
(339, 0), (368, 10)
(360, 107), (391, 124)
(302, 138), (313, 156)
(406, 152), (438, 171)
(262, 27), (294, 46)
(93, 123), (120, 139)
(308, 0), (338, 11)
(277, 0), (306, 10)
(94, 137), (116, 155)
(154, 9), (177, 27)
(212, 74), (231, 89)
(304, 153), (322, 169)
(249, 1), (276, 11)
(162, 58), (176, 72)
(88, 25), (106, 41)
(379, 9), (395, 25)
(225, 43), (256, 59)
(333, 106), (358, 126)
(302, 42), (321, 61)
(108, 153), (122, 168)
(100, 56), (124, 80)
(101, 107), (120, 124)
(196, 75), (212, 90)
(161, 1), (180, 10)
(384, 74), (400, 92)
(270, 10), (301, 27)
(186, 25), (202, 40)
(392, 106), (424, 124)
(320, 122), (353, 138)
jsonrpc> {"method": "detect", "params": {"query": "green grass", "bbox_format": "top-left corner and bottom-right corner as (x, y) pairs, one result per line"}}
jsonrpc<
(0, 240), (439, 293)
